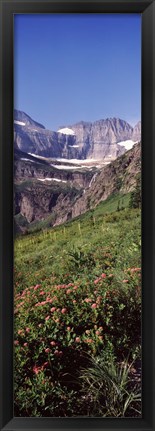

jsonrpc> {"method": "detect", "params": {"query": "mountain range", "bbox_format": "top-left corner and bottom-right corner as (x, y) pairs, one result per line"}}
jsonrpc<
(14, 110), (141, 161)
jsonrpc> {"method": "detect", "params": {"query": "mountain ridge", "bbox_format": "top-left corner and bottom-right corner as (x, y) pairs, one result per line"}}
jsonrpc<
(14, 110), (141, 161)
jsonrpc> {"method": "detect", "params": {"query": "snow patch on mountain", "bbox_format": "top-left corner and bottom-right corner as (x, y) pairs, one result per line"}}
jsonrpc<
(117, 140), (136, 150)
(57, 127), (75, 136)
(68, 145), (79, 148)
(21, 158), (36, 162)
(14, 120), (26, 126)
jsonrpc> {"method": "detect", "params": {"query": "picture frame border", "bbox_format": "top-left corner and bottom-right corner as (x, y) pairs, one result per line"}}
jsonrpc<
(0, 1), (155, 430)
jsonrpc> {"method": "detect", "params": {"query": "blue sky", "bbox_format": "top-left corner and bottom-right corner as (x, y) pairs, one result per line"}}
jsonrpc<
(14, 14), (141, 131)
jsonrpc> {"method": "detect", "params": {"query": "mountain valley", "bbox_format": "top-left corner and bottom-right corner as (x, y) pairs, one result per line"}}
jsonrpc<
(14, 110), (141, 233)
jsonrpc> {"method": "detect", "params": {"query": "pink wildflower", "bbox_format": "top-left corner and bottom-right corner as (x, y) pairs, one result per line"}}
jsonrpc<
(85, 298), (92, 303)
(26, 328), (30, 333)
(14, 340), (19, 346)
(85, 338), (93, 344)
(94, 278), (101, 285)
(50, 307), (56, 312)
(50, 341), (56, 346)
(61, 308), (67, 314)
(45, 348), (50, 353)
(91, 303), (97, 309)
(23, 342), (28, 347)
(66, 289), (71, 294)
(75, 337), (81, 343)
(45, 316), (50, 321)
(101, 273), (106, 278)
(34, 284), (41, 289)
(33, 365), (43, 375)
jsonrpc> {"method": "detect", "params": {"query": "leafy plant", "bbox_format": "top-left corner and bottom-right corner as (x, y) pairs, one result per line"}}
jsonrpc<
(80, 355), (141, 417)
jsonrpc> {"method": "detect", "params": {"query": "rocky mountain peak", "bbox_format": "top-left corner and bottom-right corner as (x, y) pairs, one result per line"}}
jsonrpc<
(14, 109), (45, 129)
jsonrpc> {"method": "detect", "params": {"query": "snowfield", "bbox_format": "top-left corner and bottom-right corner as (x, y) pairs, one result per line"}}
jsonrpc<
(37, 178), (67, 183)
(50, 164), (85, 170)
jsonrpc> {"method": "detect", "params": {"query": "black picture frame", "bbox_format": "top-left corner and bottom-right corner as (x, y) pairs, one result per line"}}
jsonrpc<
(0, 0), (155, 430)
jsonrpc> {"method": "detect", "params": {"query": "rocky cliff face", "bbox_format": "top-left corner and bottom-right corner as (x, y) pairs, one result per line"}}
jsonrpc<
(14, 110), (141, 161)
(14, 149), (94, 188)
(69, 118), (133, 159)
(15, 182), (82, 225)
(132, 121), (141, 142)
(14, 149), (94, 230)
(71, 142), (141, 219)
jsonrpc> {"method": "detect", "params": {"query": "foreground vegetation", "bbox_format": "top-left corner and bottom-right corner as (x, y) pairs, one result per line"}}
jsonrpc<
(14, 193), (141, 417)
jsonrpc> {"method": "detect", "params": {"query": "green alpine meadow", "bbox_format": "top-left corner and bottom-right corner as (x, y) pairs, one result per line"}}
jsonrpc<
(14, 186), (141, 417)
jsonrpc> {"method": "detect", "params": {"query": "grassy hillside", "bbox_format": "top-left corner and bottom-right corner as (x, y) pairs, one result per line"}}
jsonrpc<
(14, 192), (141, 417)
